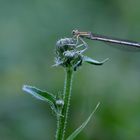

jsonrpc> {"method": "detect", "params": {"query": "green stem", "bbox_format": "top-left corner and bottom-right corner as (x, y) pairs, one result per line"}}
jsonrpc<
(55, 67), (73, 140)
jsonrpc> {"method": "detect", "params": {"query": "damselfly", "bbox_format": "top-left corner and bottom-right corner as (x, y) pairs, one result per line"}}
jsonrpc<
(72, 29), (140, 49)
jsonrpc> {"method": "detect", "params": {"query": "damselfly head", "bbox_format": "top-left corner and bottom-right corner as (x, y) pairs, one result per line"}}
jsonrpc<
(72, 29), (79, 36)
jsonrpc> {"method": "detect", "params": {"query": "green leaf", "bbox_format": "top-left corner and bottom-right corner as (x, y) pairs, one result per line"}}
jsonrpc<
(22, 85), (56, 105)
(66, 102), (100, 140)
(83, 56), (109, 65)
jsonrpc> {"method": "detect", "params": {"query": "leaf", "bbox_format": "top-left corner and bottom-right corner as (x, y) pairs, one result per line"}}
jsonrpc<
(66, 102), (100, 140)
(22, 85), (56, 105)
(83, 56), (109, 65)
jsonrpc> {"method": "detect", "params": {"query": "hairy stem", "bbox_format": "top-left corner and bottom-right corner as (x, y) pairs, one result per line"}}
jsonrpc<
(55, 67), (73, 140)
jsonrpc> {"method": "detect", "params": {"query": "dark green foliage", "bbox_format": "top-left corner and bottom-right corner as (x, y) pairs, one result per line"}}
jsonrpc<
(83, 56), (109, 65)
(22, 85), (64, 116)
(67, 103), (100, 140)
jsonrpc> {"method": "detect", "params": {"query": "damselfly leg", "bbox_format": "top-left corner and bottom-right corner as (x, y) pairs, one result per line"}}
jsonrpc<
(72, 32), (89, 53)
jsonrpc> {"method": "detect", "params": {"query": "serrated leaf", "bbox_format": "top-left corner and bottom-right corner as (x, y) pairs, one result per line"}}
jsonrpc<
(22, 85), (56, 105)
(66, 102), (100, 140)
(83, 56), (109, 65)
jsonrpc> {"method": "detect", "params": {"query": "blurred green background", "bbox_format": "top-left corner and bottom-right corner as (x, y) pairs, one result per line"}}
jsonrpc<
(0, 0), (140, 140)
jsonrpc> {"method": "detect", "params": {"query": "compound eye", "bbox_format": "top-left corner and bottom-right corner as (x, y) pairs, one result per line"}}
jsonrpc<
(72, 29), (78, 35)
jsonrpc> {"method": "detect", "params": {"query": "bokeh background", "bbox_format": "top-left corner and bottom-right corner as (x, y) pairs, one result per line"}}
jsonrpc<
(0, 0), (140, 140)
